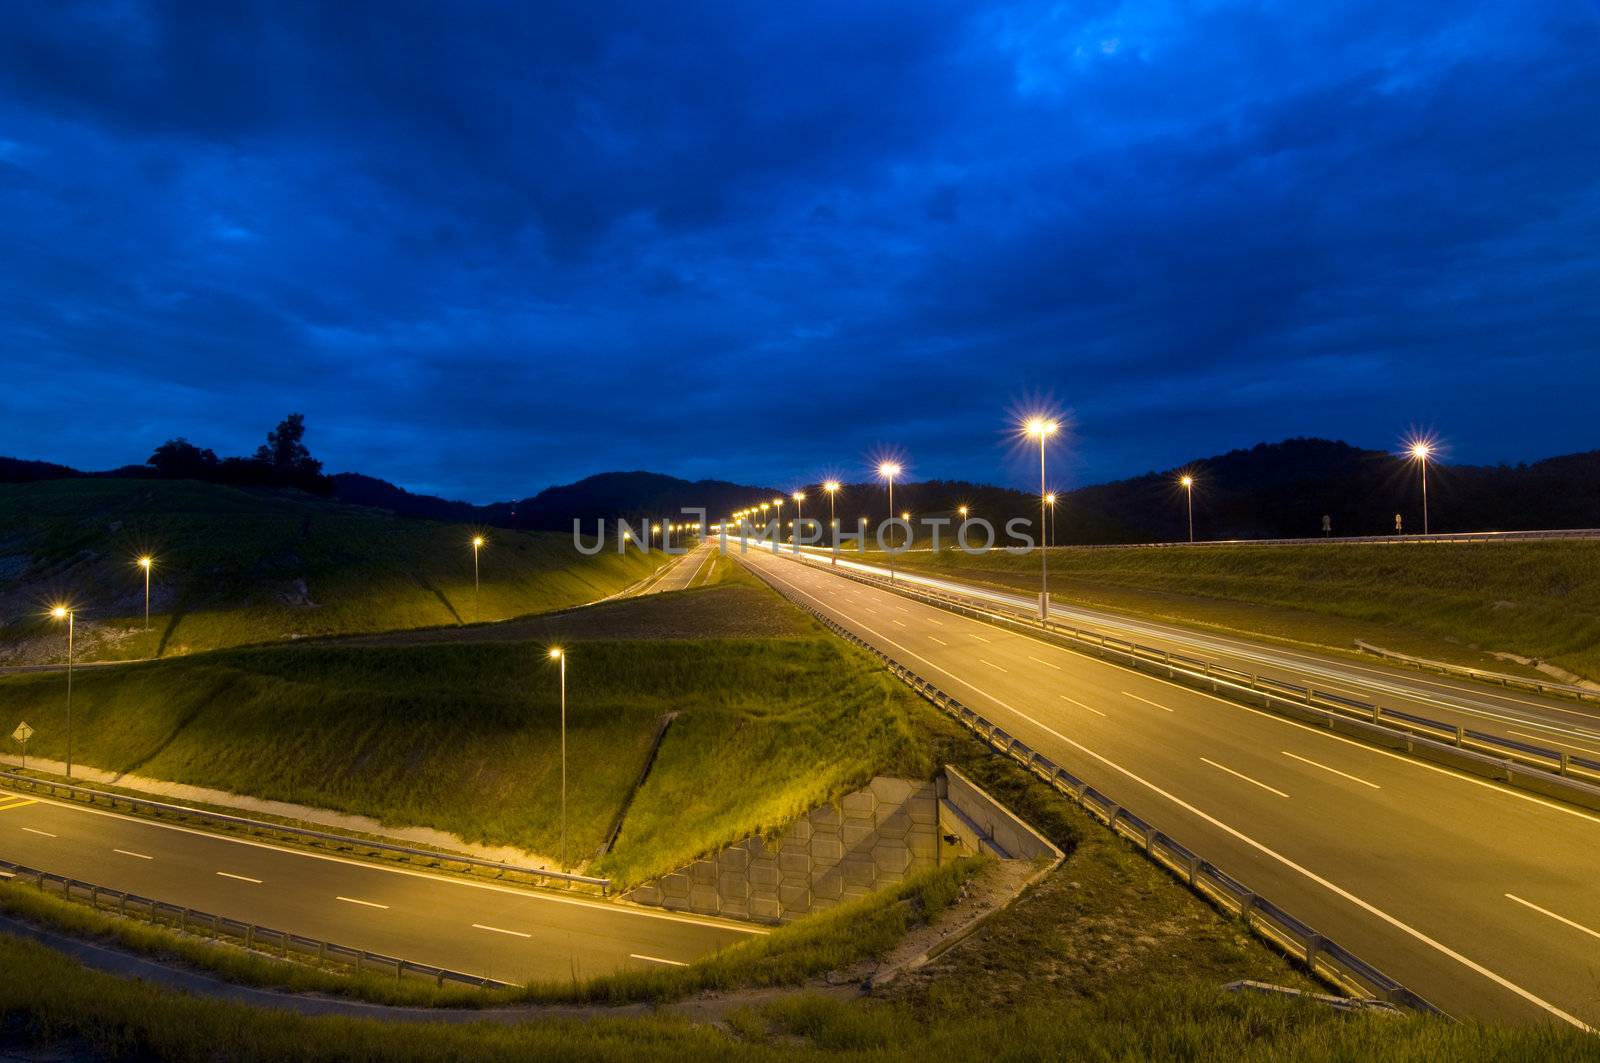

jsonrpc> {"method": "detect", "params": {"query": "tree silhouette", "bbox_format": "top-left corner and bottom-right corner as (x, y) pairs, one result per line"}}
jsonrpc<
(147, 438), (220, 479)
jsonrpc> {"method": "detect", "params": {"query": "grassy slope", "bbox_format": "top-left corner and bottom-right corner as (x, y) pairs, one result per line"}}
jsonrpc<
(863, 541), (1600, 678)
(0, 579), (931, 879)
(0, 478), (669, 662)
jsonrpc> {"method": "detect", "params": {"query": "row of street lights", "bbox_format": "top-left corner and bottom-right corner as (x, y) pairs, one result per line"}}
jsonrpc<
(733, 420), (1440, 617)
(45, 554), (158, 777)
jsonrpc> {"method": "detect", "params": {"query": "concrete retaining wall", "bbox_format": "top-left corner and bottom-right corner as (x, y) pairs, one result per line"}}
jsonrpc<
(626, 776), (940, 923)
(938, 764), (1063, 862)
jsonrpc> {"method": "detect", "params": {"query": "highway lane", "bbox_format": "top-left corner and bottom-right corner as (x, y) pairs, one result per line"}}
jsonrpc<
(0, 794), (760, 983)
(738, 547), (1600, 1028)
(641, 540), (716, 594)
(773, 543), (1600, 760)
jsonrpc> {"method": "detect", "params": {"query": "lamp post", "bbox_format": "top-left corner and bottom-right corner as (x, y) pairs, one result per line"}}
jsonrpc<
(1026, 418), (1058, 620)
(471, 536), (485, 622)
(878, 462), (901, 582)
(1410, 443), (1432, 534)
(1044, 494), (1056, 548)
(549, 647), (567, 873)
(1180, 476), (1194, 543)
(824, 482), (840, 562)
(50, 606), (74, 777)
(792, 491), (806, 548)
(136, 556), (154, 631)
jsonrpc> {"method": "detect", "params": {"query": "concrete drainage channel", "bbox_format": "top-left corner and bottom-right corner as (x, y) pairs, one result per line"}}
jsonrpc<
(739, 558), (1443, 1016)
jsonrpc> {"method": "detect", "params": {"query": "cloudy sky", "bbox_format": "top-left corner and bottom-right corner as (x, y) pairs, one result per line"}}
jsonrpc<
(2, 1), (1596, 501)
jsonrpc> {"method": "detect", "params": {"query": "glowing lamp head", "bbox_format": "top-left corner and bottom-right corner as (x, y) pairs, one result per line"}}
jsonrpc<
(823, 480), (840, 494)
(548, 647), (562, 660)
(1180, 476), (1193, 488)
(472, 536), (485, 548)
(958, 506), (968, 517)
(1025, 416), (1059, 439)
(792, 491), (805, 502)
(1410, 443), (1431, 460)
(772, 498), (782, 506)
(1045, 493), (1057, 505)
(51, 605), (68, 620)
(901, 511), (910, 521)
(651, 523), (661, 533)
(878, 462), (901, 479)
(137, 555), (153, 569)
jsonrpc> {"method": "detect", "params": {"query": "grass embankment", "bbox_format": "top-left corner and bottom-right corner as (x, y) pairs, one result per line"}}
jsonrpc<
(0, 583), (932, 877)
(0, 478), (670, 663)
(862, 541), (1600, 679)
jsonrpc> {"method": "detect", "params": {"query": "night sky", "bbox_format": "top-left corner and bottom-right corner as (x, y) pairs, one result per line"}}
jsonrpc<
(2, 2), (1597, 502)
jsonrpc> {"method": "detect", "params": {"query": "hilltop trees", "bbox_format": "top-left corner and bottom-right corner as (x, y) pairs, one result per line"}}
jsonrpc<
(146, 414), (331, 493)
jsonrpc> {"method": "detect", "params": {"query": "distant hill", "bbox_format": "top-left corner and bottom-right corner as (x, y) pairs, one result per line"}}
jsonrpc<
(791, 439), (1600, 544)
(484, 471), (781, 531)
(7, 438), (1599, 543)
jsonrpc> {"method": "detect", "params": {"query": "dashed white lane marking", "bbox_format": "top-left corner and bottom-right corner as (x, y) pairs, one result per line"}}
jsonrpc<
(1059, 694), (1107, 717)
(1027, 655), (1061, 670)
(217, 871), (263, 884)
(113, 848), (152, 860)
(630, 953), (688, 966)
(473, 923), (531, 938)
(746, 552), (1596, 1029)
(978, 659), (1007, 673)
(1122, 691), (1173, 713)
(928, 636), (948, 646)
(968, 633), (992, 643)
(21, 827), (55, 838)
(1200, 758), (1289, 798)
(1505, 894), (1600, 943)
(892, 619), (907, 627)
(336, 896), (390, 910)
(1282, 751), (1381, 789)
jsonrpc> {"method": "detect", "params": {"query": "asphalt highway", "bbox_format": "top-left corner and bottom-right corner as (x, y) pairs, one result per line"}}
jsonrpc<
(739, 545), (1600, 1028)
(0, 793), (761, 984)
(776, 544), (1600, 768)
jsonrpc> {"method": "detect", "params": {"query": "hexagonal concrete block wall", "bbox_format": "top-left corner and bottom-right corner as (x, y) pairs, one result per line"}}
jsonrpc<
(627, 776), (940, 923)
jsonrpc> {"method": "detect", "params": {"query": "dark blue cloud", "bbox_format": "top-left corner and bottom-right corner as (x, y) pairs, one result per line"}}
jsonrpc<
(1, 0), (1596, 500)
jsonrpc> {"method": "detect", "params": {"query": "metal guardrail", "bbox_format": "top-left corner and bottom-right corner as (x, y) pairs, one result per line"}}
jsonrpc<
(790, 557), (1600, 804)
(0, 771), (610, 892)
(1354, 641), (1600, 706)
(741, 561), (1438, 1014)
(0, 859), (514, 989)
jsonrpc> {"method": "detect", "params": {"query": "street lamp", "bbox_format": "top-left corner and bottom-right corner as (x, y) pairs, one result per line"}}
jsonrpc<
(1180, 476), (1195, 543)
(823, 481), (841, 563)
(1409, 442), (1433, 535)
(1044, 494), (1056, 548)
(792, 491), (806, 547)
(135, 556), (154, 631)
(471, 536), (485, 623)
(1026, 417), (1059, 621)
(878, 462), (901, 582)
(50, 605), (74, 777)
(549, 647), (567, 873)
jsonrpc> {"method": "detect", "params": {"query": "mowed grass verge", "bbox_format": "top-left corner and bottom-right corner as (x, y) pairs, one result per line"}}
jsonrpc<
(0, 618), (933, 878)
(0, 478), (671, 663)
(859, 541), (1600, 678)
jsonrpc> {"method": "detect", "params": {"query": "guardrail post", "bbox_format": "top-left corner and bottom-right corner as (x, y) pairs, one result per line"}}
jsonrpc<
(1305, 933), (1323, 971)
(246, 925), (255, 950)
(1560, 751), (1571, 776)
(1371, 703), (1380, 724)
(1454, 725), (1465, 747)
